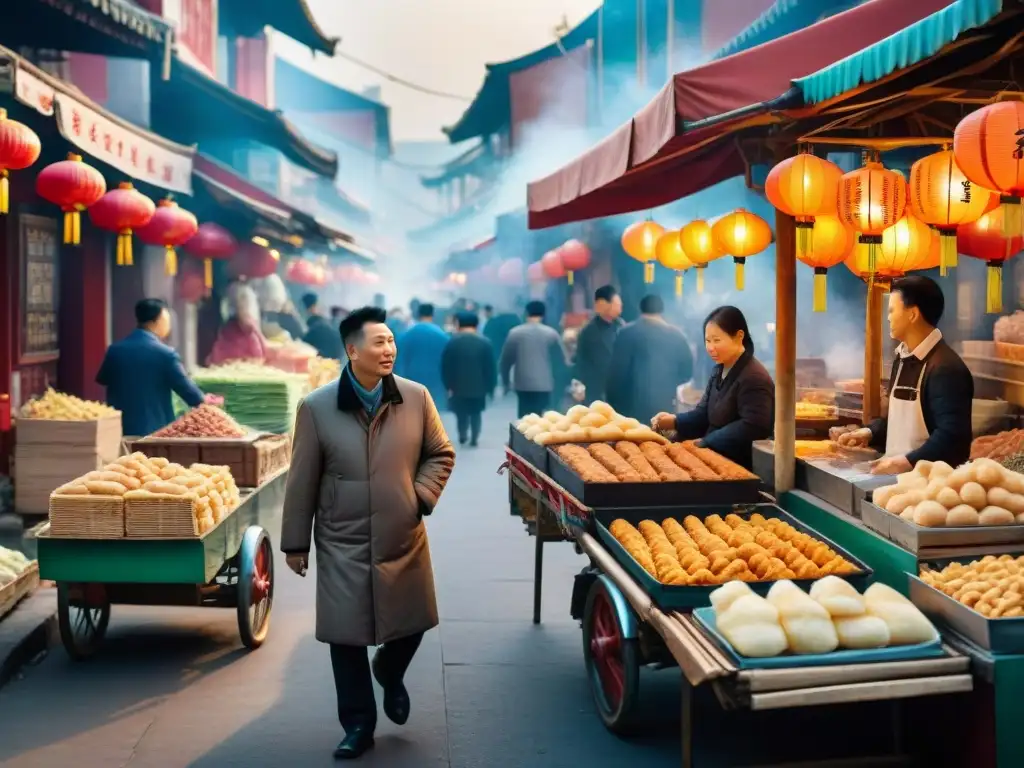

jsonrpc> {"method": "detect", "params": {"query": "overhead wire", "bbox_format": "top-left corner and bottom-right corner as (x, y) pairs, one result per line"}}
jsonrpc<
(333, 47), (475, 102)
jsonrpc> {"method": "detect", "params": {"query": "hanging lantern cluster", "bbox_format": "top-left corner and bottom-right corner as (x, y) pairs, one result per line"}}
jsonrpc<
(185, 222), (237, 288)
(765, 152), (842, 258)
(36, 153), (106, 244)
(712, 208), (772, 290)
(954, 101), (1024, 239)
(679, 219), (722, 294)
(958, 208), (1024, 314)
(135, 198), (197, 275)
(837, 159), (907, 276)
(621, 220), (664, 283)
(559, 239), (591, 285)
(877, 213), (935, 278)
(654, 231), (691, 297)
(541, 249), (565, 279)
(230, 241), (278, 279)
(0, 109), (41, 215)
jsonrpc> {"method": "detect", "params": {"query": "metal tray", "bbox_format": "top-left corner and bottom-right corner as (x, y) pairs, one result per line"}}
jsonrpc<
(909, 571), (1024, 654)
(861, 501), (1024, 555)
(507, 423), (548, 473)
(692, 606), (945, 669)
(593, 504), (873, 611)
(548, 447), (762, 509)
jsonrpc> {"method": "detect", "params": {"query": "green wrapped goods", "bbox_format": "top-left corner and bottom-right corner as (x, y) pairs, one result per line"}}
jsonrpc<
(188, 362), (310, 435)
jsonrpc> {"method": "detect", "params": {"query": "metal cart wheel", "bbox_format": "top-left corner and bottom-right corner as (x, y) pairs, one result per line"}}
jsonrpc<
(582, 577), (640, 735)
(57, 583), (111, 661)
(237, 526), (274, 649)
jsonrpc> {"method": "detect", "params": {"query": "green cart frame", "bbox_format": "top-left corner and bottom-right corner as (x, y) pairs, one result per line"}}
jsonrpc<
(36, 475), (283, 660)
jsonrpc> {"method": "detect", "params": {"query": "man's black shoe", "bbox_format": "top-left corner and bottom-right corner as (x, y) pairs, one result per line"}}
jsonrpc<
(470, 440), (478, 448)
(333, 727), (375, 760)
(372, 649), (410, 725)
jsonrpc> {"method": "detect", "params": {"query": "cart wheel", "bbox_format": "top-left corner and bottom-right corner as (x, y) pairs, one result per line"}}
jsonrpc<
(237, 526), (274, 649)
(57, 583), (110, 661)
(582, 577), (640, 735)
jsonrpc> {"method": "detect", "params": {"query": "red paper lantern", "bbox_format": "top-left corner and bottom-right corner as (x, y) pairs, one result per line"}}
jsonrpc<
(177, 261), (207, 303)
(286, 257), (320, 285)
(230, 241), (279, 279)
(541, 249), (565, 279)
(954, 101), (1024, 238)
(88, 182), (156, 267)
(559, 239), (591, 285)
(0, 108), (41, 215)
(185, 222), (238, 288)
(135, 198), (198, 276)
(36, 153), (106, 245)
(497, 258), (525, 286)
(958, 207), (1024, 313)
(527, 261), (545, 283)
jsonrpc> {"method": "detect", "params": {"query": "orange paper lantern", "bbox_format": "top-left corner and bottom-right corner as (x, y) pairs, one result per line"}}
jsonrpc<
(764, 153), (842, 256)
(909, 149), (996, 274)
(711, 209), (772, 290)
(876, 213), (934, 278)
(798, 215), (855, 312)
(678, 219), (723, 294)
(958, 207), (1024, 313)
(954, 102), (1024, 239)
(655, 231), (692, 296)
(622, 220), (664, 283)
(837, 161), (907, 276)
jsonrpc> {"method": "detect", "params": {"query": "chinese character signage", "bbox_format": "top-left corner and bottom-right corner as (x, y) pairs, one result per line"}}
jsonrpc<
(19, 215), (60, 360)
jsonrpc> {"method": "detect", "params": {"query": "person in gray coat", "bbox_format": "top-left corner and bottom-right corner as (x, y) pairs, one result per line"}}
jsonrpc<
(607, 294), (694, 425)
(499, 300), (569, 418)
(281, 306), (455, 760)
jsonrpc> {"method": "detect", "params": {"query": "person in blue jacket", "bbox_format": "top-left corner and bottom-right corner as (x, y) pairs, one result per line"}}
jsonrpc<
(96, 298), (205, 436)
(395, 303), (449, 410)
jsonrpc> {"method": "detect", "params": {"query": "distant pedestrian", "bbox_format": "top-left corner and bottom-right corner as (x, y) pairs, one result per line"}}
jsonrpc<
(483, 307), (519, 364)
(386, 306), (408, 337)
(480, 304), (494, 333)
(607, 294), (694, 424)
(442, 311), (497, 447)
(396, 303), (449, 409)
(302, 292), (343, 359)
(499, 300), (568, 418)
(281, 306), (455, 760)
(573, 285), (624, 404)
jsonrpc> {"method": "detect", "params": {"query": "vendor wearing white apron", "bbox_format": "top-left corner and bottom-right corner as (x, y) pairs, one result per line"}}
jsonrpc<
(838, 276), (974, 475)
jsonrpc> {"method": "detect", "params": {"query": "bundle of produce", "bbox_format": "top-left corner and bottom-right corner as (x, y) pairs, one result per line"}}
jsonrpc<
(710, 579), (937, 657)
(993, 310), (1024, 345)
(265, 338), (319, 374)
(972, 429), (1024, 461)
(309, 356), (342, 390)
(557, 440), (756, 482)
(872, 458), (1024, 527)
(516, 401), (668, 445)
(0, 546), (33, 587)
(54, 452), (240, 535)
(20, 388), (118, 420)
(151, 404), (246, 439)
(191, 362), (307, 435)
(921, 554), (1024, 618)
(609, 512), (858, 587)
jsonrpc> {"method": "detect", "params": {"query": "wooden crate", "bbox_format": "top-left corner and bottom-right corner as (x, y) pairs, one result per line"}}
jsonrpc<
(0, 562), (40, 623)
(48, 494), (125, 539)
(13, 447), (108, 515)
(125, 496), (198, 538)
(16, 415), (122, 463)
(128, 433), (291, 488)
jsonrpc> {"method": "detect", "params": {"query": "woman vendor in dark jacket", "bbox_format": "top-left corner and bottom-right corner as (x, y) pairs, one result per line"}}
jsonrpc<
(652, 306), (774, 469)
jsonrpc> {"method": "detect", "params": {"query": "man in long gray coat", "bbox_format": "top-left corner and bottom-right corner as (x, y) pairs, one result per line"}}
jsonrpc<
(281, 305), (455, 760)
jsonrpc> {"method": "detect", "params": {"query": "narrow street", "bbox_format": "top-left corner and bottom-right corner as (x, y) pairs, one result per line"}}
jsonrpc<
(0, 401), (681, 768)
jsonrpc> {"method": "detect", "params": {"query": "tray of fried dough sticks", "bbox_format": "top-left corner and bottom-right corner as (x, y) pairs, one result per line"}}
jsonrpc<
(546, 440), (762, 509)
(594, 504), (872, 610)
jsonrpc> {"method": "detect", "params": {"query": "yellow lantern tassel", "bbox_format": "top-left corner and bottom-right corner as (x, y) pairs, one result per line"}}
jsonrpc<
(204, 258), (213, 288)
(696, 266), (705, 294)
(118, 231), (133, 266)
(813, 267), (828, 313)
(643, 262), (655, 283)
(796, 221), (812, 259)
(987, 262), (1004, 314)
(164, 246), (178, 276)
(734, 257), (746, 291)
(115, 234), (124, 265)
(1001, 197), (1023, 238)
(567, 270), (574, 286)
(72, 210), (80, 245)
(674, 272), (683, 297)
(0, 171), (8, 215)
(938, 232), (957, 276)
(63, 211), (73, 244)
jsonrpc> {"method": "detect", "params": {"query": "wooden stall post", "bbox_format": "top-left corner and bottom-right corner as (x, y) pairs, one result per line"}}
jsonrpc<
(863, 281), (885, 422)
(775, 210), (797, 492)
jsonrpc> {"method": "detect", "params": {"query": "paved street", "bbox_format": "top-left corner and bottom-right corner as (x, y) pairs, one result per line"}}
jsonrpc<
(0, 401), (682, 768)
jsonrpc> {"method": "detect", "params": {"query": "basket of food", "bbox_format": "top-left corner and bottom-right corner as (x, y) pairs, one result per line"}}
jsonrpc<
(595, 506), (870, 609)
(911, 552), (1024, 653)
(124, 460), (242, 538)
(695, 578), (942, 668)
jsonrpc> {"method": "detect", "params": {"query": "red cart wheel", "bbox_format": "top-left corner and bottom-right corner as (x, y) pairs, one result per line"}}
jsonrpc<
(237, 526), (274, 649)
(582, 578), (640, 734)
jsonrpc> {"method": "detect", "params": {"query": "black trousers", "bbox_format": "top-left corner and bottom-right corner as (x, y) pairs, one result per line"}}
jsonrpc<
(450, 396), (484, 443)
(329, 632), (423, 733)
(517, 391), (551, 418)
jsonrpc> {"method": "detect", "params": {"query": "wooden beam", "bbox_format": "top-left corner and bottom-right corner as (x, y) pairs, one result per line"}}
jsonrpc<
(863, 282), (886, 422)
(774, 209), (797, 493)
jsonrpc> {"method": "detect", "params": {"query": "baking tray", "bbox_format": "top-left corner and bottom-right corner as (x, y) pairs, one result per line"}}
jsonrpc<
(861, 501), (1024, 555)
(548, 447), (762, 509)
(507, 423), (548, 473)
(593, 504), (872, 610)
(909, 570), (1024, 654)
(692, 606), (945, 669)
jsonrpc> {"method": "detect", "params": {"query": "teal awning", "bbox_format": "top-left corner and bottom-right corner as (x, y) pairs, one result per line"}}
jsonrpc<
(795, 0), (1004, 104)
